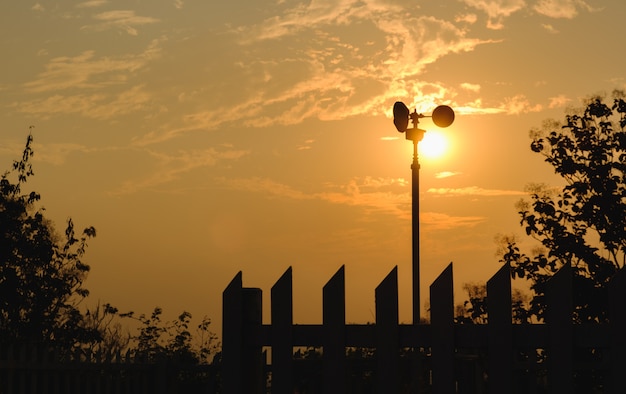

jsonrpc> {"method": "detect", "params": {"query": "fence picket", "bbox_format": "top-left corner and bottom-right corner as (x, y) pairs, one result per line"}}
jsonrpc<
(270, 267), (294, 394)
(430, 263), (455, 394)
(375, 266), (399, 393)
(487, 262), (512, 393)
(546, 262), (573, 393)
(222, 271), (244, 393)
(323, 265), (347, 393)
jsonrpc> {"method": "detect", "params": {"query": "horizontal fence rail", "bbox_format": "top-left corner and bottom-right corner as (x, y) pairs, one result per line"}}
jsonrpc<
(0, 343), (219, 394)
(223, 263), (626, 393)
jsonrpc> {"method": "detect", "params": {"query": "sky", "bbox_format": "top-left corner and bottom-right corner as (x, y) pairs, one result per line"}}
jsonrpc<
(1, 0), (625, 337)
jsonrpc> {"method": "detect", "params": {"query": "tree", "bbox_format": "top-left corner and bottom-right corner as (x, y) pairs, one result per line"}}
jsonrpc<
(0, 132), (99, 348)
(1, 131), (221, 366)
(127, 307), (219, 364)
(501, 92), (626, 323)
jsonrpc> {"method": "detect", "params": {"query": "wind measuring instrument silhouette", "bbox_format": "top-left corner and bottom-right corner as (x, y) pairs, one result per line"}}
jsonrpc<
(392, 101), (455, 324)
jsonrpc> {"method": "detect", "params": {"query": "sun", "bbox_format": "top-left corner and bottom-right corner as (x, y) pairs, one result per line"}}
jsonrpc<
(419, 130), (448, 160)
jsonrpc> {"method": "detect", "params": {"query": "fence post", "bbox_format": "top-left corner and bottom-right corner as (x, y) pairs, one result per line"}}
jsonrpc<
(223, 272), (243, 393)
(545, 262), (572, 393)
(222, 272), (264, 394)
(243, 287), (264, 393)
(271, 267), (294, 394)
(323, 265), (346, 393)
(375, 266), (399, 393)
(487, 263), (512, 393)
(431, 263), (455, 394)
(608, 266), (626, 394)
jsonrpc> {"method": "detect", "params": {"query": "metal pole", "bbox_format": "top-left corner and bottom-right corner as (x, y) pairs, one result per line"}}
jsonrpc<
(405, 126), (423, 325)
(411, 139), (420, 325)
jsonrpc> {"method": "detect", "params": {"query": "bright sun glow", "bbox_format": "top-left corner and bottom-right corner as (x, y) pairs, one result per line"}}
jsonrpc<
(419, 131), (448, 159)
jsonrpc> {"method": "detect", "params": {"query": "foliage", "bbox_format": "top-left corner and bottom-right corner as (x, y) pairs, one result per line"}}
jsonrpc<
(456, 92), (626, 326)
(0, 132), (220, 367)
(455, 282), (531, 324)
(82, 301), (131, 356)
(503, 92), (626, 323)
(0, 132), (98, 348)
(127, 307), (220, 364)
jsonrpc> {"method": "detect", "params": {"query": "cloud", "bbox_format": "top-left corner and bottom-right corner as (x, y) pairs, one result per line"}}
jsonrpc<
(14, 85), (153, 120)
(210, 3), (494, 126)
(297, 139), (315, 151)
(219, 175), (411, 219)
(112, 147), (250, 195)
(435, 171), (461, 179)
(460, 0), (526, 29)
(174, 0), (184, 9)
(455, 13), (478, 24)
(420, 212), (486, 230)
(207, 175), (490, 230)
(32, 3), (45, 12)
(76, 0), (109, 8)
(130, 0), (504, 146)
(541, 23), (559, 33)
(82, 10), (159, 36)
(453, 99), (505, 115)
(33, 143), (94, 165)
(22, 39), (161, 93)
(501, 94), (542, 114)
(427, 186), (525, 196)
(460, 83), (481, 92)
(548, 94), (571, 108)
(533, 0), (592, 19)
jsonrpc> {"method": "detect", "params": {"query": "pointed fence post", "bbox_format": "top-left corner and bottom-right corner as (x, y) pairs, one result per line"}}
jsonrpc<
(487, 263), (512, 394)
(546, 262), (572, 393)
(608, 266), (626, 394)
(323, 265), (346, 393)
(375, 266), (399, 393)
(223, 272), (243, 394)
(222, 272), (264, 394)
(430, 263), (455, 394)
(271, 267), (294, 394)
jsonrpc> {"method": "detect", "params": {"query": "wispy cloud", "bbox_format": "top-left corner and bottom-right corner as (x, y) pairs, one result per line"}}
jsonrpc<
(23, 39), (161, 93)
(421, 212), (486, 230)
(82, 10), (159, 36)
(435, 171), (461, 179)
(32, 3), (45, 12)
(460, 83), (481, 92)
(111, 147), (250, 195)
(461, 0), (593, 28)
(541, 23), (559, 33)
(460, 0), (526, 29)
(533, 0), (593, 19)
(501, 94), (542, 114)
(427, 186), (525, 196)
(34, 143), (95, 165)
(548, 94), (571, 108)
(455, 13), (478, 24)
(76, 0), (109, 8)
(14, 85), (153, 120)
(219, 175), (410, 218)
(297, 139), (315, 151)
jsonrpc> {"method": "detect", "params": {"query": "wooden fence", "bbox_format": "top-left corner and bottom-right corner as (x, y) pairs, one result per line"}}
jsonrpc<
(222, 262), (626, 393)
(0, 343), (219, 394)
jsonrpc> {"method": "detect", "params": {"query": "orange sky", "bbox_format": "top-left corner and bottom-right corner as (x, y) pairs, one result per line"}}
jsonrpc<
(1, 0), (624, 338)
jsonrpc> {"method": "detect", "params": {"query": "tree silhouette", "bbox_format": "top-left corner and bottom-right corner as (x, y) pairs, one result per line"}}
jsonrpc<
(0, 131), (221, 376)
(0, 132), (98, 347)
(502, 92), (626, 323)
